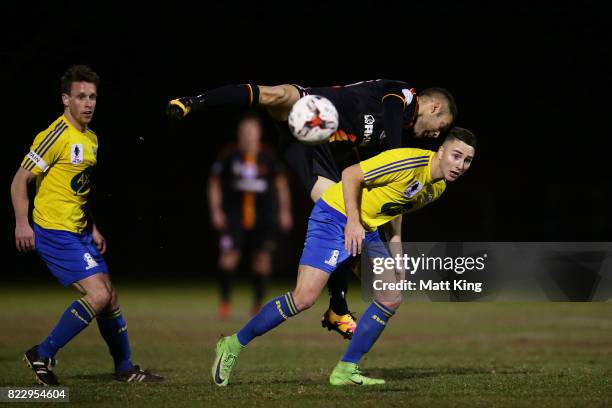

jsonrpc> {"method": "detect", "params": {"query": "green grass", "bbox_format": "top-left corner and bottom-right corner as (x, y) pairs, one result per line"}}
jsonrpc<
(1, 282), (611, 407)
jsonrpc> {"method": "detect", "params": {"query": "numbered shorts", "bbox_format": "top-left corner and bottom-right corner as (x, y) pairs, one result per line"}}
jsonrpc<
(34, 224), (109, 286)
(299, 200), (388, 274)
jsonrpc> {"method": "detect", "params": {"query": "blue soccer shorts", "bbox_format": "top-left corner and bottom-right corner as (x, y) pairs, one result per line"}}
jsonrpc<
(299, 200), (388, 274)
(33, 224), (109, 286)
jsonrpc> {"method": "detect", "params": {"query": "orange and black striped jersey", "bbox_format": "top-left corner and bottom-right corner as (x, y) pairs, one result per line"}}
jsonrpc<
(210, 145), (285, 230)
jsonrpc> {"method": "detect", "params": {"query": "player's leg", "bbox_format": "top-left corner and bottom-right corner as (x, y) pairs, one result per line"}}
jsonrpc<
(212, 199), (350, 385)
(217, 230), (242, 318)
(330, 232), (403, 386)
(312, 176), (358, 339)
(24, 226), (109, 386)
(218, 249), (241, 318)
(212, 264), (330, 386)
(93, 278), (163, 382)
(167, 84), (301, 121)
(251, 246), (273, 315)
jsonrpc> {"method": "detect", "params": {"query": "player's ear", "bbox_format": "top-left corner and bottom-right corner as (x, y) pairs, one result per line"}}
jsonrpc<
(431, 99), (442, 115)
(61, 93), (70, 108)
(437, 143), (445, 157)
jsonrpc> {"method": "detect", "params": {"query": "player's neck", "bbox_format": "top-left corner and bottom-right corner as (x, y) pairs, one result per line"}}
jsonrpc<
(64, 110), (86, 132)
(430, 153), (444, 181)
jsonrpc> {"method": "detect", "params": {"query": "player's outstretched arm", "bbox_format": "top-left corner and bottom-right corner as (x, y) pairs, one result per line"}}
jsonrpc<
(341, 164), (365, 256)
(10, 167), (37, 252)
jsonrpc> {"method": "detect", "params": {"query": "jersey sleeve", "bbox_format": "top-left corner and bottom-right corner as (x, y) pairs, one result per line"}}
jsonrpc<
(380, 81), (417, 150)
(359, 148), (429, 186)
(210, 158), (225, 176)
(20, 123), (68, 175)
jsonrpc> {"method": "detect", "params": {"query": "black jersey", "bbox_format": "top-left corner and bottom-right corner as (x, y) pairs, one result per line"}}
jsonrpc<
(211, 145), (284, 229)
(306, 79), (418, 157)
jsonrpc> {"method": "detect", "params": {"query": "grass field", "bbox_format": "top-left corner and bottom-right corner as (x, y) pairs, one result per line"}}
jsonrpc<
(1, 282), (611, 407)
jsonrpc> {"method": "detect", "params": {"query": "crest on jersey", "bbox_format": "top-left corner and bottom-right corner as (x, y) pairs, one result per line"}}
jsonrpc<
(403, 180), (423, 198)
(401, 88), (415, 105)
(71, 144), (84, 164)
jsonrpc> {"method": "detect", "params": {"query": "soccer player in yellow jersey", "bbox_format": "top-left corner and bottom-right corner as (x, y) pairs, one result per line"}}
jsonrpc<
(10, 65), (162, 386)
(212, 127), (476, 386)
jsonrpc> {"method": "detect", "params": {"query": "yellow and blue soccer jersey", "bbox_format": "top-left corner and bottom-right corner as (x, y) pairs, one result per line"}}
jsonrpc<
(321, 148), (446, 231)
(20, 115), (98, 233)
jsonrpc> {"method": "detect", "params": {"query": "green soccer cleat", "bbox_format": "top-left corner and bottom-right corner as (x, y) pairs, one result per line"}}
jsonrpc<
(211, 334), (243, 386)
(329, 361), (385, 386)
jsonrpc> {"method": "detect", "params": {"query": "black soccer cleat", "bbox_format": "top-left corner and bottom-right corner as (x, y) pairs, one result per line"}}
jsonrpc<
(321, 309), (357, 340)
(114, 365), (164, 383)
(166, 97), (193, 120)
(23, 346), (59, 386)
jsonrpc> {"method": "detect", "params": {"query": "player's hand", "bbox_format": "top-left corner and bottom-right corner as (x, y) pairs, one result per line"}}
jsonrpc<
(211, 210), (227, 231)
(279, 210), (293, 232)
(344, 217), (365, 256)
(92, 225), (107, 254)
(166, 98), (191, 120)
(15, 223), (35, 252)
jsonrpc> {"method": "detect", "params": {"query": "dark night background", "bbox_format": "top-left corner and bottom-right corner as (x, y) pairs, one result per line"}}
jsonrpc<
(1, 1), (610, 280)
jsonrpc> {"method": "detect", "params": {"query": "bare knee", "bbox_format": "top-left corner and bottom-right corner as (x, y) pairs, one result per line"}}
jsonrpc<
(377, 299), (402, 312)
(87, 286), (113, 314)
(252, 251), (271, 276)
(292, 289), (317, 311)
(219, 250), (240, 271)
(310, 177), (335, 202)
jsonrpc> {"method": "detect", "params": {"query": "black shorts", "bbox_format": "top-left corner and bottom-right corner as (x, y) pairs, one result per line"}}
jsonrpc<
(219, 223), (277, 253)
(280, 138), (342, 194)
(277, 84), (358, 194)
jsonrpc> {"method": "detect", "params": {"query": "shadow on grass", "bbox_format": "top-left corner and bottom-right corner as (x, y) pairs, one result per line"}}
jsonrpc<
(68, 373), (115, 382)
(367, 366), (537, 380)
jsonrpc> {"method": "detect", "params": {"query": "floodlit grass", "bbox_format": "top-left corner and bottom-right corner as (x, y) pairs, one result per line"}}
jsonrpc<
(1, 282), (611, 407)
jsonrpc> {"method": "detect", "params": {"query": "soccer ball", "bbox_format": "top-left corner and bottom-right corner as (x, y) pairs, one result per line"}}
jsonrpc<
(288, 95), (339, 145)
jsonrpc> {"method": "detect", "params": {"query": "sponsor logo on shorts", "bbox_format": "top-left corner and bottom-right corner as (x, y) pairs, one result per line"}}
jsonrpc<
(84, 253), (99, 270)
(324, 249), (340, 267)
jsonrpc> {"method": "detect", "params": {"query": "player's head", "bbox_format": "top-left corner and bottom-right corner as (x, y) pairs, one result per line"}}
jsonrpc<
(61, 65), (99, 128)
(414, 87), (457, 139)
(237, 113), (263, 153)
(434, 127), (476, 182)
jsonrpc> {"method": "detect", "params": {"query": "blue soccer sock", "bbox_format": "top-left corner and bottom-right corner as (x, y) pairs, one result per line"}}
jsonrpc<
(341, 301), (395, 364)
(236, 292), (299, 346)
(38, 299), (96, 359)
(97, 308), (133, 372)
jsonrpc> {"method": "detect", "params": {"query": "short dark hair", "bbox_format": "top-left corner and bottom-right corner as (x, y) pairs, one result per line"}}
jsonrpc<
(419, 87), (458, 119)
(444, 126), (477, 149)
(61, 65), (99, 94)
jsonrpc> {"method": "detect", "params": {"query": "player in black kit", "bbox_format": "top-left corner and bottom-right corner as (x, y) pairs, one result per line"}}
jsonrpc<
(167, 80), (457, 339)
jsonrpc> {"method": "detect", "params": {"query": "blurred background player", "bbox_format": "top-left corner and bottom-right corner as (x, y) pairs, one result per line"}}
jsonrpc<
(10, 65), (162, 385)
(168, 80), (457, 339)
(211, 127), (477, 386)
(208, 113), (293, 318)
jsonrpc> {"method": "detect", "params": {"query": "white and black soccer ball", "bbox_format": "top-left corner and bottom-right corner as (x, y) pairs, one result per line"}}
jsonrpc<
(288, 95), (339, 145)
